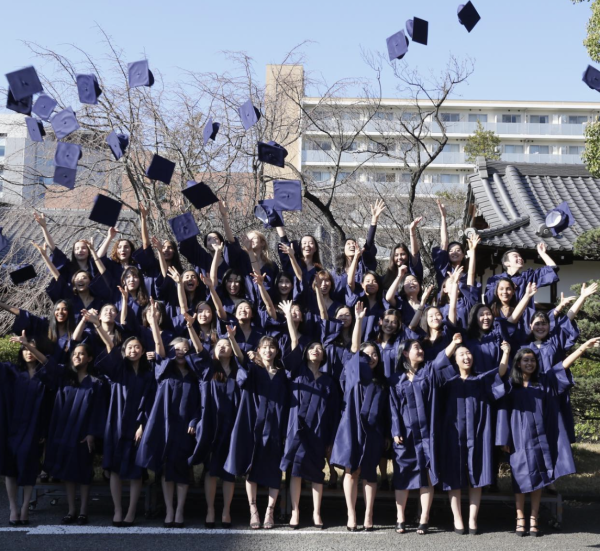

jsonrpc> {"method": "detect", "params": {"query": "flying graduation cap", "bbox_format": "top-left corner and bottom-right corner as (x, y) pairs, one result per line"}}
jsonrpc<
(89, 194), (123, 227)
(583, 65), (600, 93)
(203, 117), (220, 145)
(53, 166), (77, 189)
(54, 142), (82, 170)
(25, 117), (45, 143)
(50, 108), (80, 139)
(76, 74), (103, 105)
(10, 265), (37, 285)
(106, 131), (129, 160)
(128, 60), (154, 88)
(386, 30), (409, 61)
(254, 199), (284, 229)
(169, 212), (200, 243)
(239, 99), (261, 130)
(258, 141), (288, 168)
(146, 154), (175, 184)
(6, 90), (32, 115)
(32, 94), (57, 121)
(406, 17), (428, 45)
(457, 2), (481, 33)
(545, 202), (575, 237)
(182, 180), (219, 210)
(5, 66), (43, 101)
(273, 180), (302, 211)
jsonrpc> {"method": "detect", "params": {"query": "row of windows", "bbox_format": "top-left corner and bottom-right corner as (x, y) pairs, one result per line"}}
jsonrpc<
(308, 170), (463, 185)
(0, 136), (6, 158)
(441, 113), (588, 124)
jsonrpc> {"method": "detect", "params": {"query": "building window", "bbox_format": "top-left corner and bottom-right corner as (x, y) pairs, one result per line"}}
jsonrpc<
(442, 143), (460, 153)
(345, 141), (359, 152)
(468, 114), (488, 123)
(375, 172), (396, 183)
(374, 111), (393, 121)
(568, 116), (588, 124)
(303, 139), (332, 151)
(440, 174), (460, 184)
(530, 145), (550, 154)
(336, 172), (352, 183)
(501, 114), (521, 123)
(0, 136), (6, 158)
(400, 172), (412, 183)
(504, 145), (524, 154)
(568, 145), (585, 155)
(530, 115), (549, 124)
(441, 113), (460, 122)
(309, 171), (330, 182)
(341, 111), (359, 121)
(401, 112), (419, 122)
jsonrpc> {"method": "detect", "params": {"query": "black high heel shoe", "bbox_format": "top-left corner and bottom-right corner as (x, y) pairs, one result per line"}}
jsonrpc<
(515, 517), (526, 537)
(346, 525), (359, 532)
(529, 515), (541, 538)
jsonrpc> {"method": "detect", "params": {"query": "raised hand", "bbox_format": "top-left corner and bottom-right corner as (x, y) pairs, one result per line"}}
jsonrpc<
(117, 285), (128, 302)
(183, 312), (197, 327)
(525, 282), (538, 297)
(108, 226), (119, 241)
(9, 330), (28, 346)
(582, 336), (600, 351)
(409, 216), (423, 231)
(355, 301), (366, 320)
(581, 282), (599, 299)
(468, 233), (480, 251)
(278, 300), (293, 317)
(252, 270), (266, 286)
(536, 242), (547, 255)
(218, 200), (228, 218)
(33, 212), (47, 228)
(167, 266), (181, 284)
(500, 340), (511, 355)
(226, 324), (237, 340)
(150, 236), (162, 250)
(278, 242), (294, 256)
(398, 265), (408, 279)
(436, 199), (446, 218)
(30, 241), (48, 256)
(213, 241), (225, 254)
(150, 298), (161, 323)
(370, 199), (386, 221)
(139, 202), (149, 219)
(448, 265), (464, 285)
(199, 273), (214, 289)
(421, 284), (434, 306)
(82, 309), (99, 326)
(452, 332), (463, 345)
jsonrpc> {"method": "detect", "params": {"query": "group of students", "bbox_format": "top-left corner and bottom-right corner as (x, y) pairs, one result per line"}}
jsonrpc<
(0, 197), (597, 537)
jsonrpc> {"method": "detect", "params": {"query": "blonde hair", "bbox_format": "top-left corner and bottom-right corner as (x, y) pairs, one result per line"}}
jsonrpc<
(247, 230), (274, 266)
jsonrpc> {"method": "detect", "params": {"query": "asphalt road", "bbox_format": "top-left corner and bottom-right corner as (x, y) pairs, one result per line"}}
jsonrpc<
(0, 484), (598, 551)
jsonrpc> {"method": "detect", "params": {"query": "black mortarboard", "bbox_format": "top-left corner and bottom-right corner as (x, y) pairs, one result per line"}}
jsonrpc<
(203, 117), (220, 145)
(32, 94), (57, 121)
(254, 199), (284, 228)
(386, 30), (410, 61)
(0, 227), (9, 251)
(89, 194), (123, 227)
(25, 117), (45, 143)
(106, 131), (129, 160)
(54, 142), (82, 170)
(9, 264), (37, 285)
(406, 17), (428, 45)
(6, 89), (32, 115)
(182, 180), (219, 210)
(258, 141), (288, 168)
(5, 66), (43, 101)
(53, 166), (77, 189)
(583, 65), (600, 92)
(545, 202), (575, 237)
(457, 2), (481, 32)
(76, 74), (102, 105)
(50, 108), (80, 139)
(239, 99), (261, 130)
(273, 180), (302, 211)
(145, 154), (175, 184)
(128, 60), (155, 88)
(169, 212), (199, 243)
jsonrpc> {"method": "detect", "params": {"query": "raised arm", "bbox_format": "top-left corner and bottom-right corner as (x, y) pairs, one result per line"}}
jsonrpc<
(117, 286), (129, 326)
(447, 266), (464, 326)
(562, 336), (600, 369)
(498, 341), (511, 378)
(408, 216), (422, 257)
(346, 247), (363, 292)
(168, 267), (188, 313)
(351, 301), (366, 353)
(314, 279), (329, 321)
(148, 299), (166, 358)
(199, 273), (227, 320)
(210, 242), (224, 286)
(279, 300), (299, 351)
(151, 236), (168, 278)
(445, 331), (463, 357)
(507, 282), (538, 324)
(33, 212), (56, 251)
(384, 265), (408, 307)
(225, 324), (244, 360)
(85, 238), (106, 275)
(437, 199), (448, 251)
(252, 271), (278, 320)
(96, 226), (118, 259)
(31, 241), (60, 281)
(467, 234), (480, 287)
(83, 309), (114, 353)
(278, 242), (303, 281)
(139, 203), (151, 250)
(536, 242), (557, 268)
(184, 313), (203, 354)
(567, 282), (598, 321)
(409, 284), (434, 330)
(553, 292), (576, 317)
(10, 330), (47, 364)
(218, 200), (235, 244)
(0, 301), (19, 316)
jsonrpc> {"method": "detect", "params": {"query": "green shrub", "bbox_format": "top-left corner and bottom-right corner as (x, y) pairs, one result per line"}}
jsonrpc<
(572, 377), (600, 442)
(0, 336), (19, 364)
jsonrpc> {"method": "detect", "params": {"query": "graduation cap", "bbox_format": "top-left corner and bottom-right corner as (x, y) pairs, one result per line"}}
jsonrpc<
(6, 89), (32, 115)
(182, 180), (219, 210)
(89, 194), (123, 227)
(386, 30), (409, 61)
(128, 60), (154, 88)
(457, 2), (481, 32)
(25, 117), (45, 143)
(203, 117), (220, 145)
(254, 199), (284, 229)
(583, 65), (600, 92)
(273, 180), (302, 211)
(10, 264), (37, 285)
(145, 154), (175, 184)
(545, 202), (575, 237)
(50, 108), (80, 140)
(5, 66), (43, 101)
(168, 212), (199, 243)
(258, 141), (288, 168)
(406, 17), (428, 45)
(32, 93), (57, 121)
(53, 166), (77, 189)
(76, 74), (102, 105)
(54, 142), (82, 170)
(106, 131), (129, 160)
(0, 227), (9, 252)
(238, 99), (261, 130)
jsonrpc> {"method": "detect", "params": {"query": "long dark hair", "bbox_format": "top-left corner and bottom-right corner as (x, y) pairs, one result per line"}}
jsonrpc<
(162, 239), (184, 273)
(303, 341), (327, 368)
(68, 342), (95, 378)
(375, 308), (403, 344)
(141, 301), (166, 329)
(272, 271), (295, 304)
(490, 277), (517, 318)
(528, 311), (550, 343)
(331, 304), (355, 347)
(48, 299), (76, 345)
(253, 336), (282, 370)
(120, 336), (151, 374)
(70, 270), (92, 296)
(510, 347), (539, 387)
(69, 239), (92, 273)
(360, 341), (386, 385)
(297, 234), (323, 268)
(419, 306), (443, 345)
(396, 339), (422, 373)
(220, 268), (248, 299)
(361, 270), (383, 303)
(334, 237), (358, 275)
(121, 266), (150, 308)
(212, 339), (238, 383)
(99, 303), (124, 347)
(195, 301), (218, 345)
(447, 240), (468, 270)
(204, 230), (224, 250)
(382, 243), (414, 290)
(17, 338), (40, 371)
(466, 303), (493, 340)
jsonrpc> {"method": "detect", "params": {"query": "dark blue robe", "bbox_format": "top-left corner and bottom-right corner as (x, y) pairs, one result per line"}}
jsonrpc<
(178, 236), (238, 283)
(438, 282), (480, 330)
(95, 348), (157, 480)
(484, 266), (559, 307)
(431, 247), (467, 290)
(50, 246), (97, 288)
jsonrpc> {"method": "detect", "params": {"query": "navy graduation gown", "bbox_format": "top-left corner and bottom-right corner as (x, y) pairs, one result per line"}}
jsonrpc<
(224, 359), (290, 489)
(95, 348), (157, 480)
(484, 266), (559, 307)
(330, 352), (389, 483)
(280, 348), (340, 484)
(50, 246), (97, 287)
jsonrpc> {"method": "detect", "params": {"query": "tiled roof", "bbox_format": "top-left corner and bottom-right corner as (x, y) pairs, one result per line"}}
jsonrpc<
(466, 160), (600, 251)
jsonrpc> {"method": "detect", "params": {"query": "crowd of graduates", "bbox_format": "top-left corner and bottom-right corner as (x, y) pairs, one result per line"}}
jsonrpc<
(0, 197), (597, 537)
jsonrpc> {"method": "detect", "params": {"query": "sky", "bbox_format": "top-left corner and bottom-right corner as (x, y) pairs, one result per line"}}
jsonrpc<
(1, 0), (599, 103)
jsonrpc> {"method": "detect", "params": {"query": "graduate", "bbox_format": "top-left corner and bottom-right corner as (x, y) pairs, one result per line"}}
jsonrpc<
(279, 301), (340, 529)
(238, 231), (280, 292)
(92, 307), (158, 527)
(276, 228), (323, 285)
(135, 319), (205, 528)
(42, 342), (106, 525)
(330, 302), (389, 532)
(115, 266), (152, 324)
(223, 334), (290, 530)
(189, 326), (242, 529)
(388, 334), (462, 535)
(381, 218), (424, 290)
(385, 271), (434, 330)
(1, 334), (54, 526)
(502, 339), (600, 537)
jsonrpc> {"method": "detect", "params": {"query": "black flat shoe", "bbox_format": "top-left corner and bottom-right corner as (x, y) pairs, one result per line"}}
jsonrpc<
(20, 520), (30, 526)
(8, 520), (21, 527)
(469, 528), (479, 535)
(163, 521), (174, 528)
(173, 522), (185, 529)
(61, 514), (76, 525)
(417, 523), (429, 535)
(364, 526), (374, 532)
(205, 521), (216, 529)
(313, 522), (324, 530)
(347, 525), (358, 532)
(221, 521), (232, 529)
(121, 521), (135, 527)
(77, 515), (89, 526)
(112, 521), (122, 527)
(289, 523), (300, 530)
(395, 522), (406, 534)
(454, 527), (465, 535)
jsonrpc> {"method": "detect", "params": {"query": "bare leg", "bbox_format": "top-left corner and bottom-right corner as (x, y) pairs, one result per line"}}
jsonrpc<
(161, 477), (175, 523)
(417, 477), (434, 534)
(204, 475), (217, 524)
(20, 485), (34, 522)
(395, 489), (409, 532)
(79, 484), (90, 516)
(222, 481), (234, 524)
(362, 481), (377, 529)
(468, 486), (482, 531)
(124, 479), (142, 523)
(343, 469), (359, 528)
(289, 476), (302, 526)
(109, 472), (123, 522)
(515, 493), (526, 534)
(529, 488), (542, 534)
(264, 487), (279, 529)
(448, 489), (463, 530)
(174, 483), (189, 524)
(327, 459), (338, 487)
(245, 480), (260, 528)
(312, 482), (323, 526)
(378, 458), (389, 488)
(65, 482), (77, 516)
(5, 477), (19, 522)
